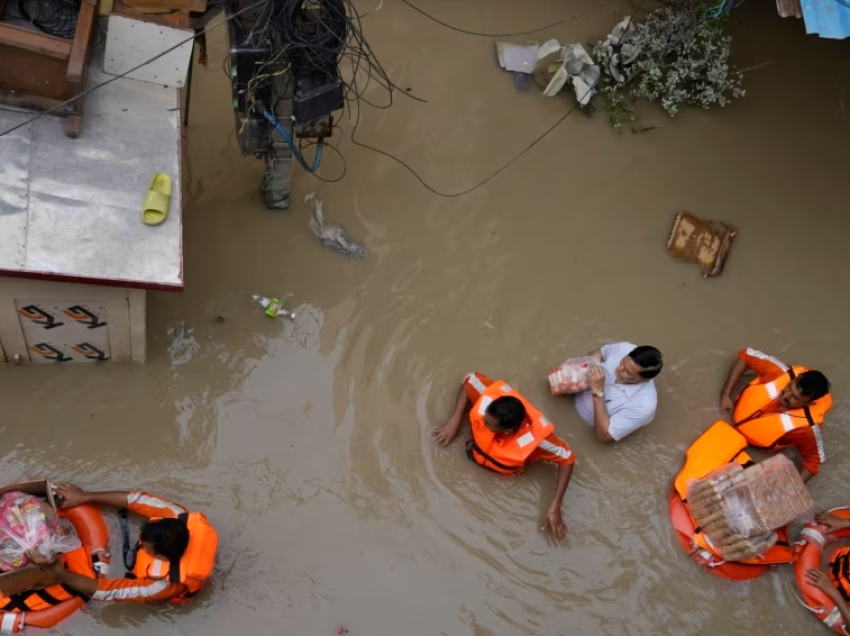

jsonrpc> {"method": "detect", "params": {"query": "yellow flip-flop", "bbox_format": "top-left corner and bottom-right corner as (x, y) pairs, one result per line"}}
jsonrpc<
(142, 173), (171, 226)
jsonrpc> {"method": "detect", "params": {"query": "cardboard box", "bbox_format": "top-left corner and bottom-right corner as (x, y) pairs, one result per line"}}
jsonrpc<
(722, 455), (813, 536)
(0, 480), (61, 597)
(666, 211), (737, 278)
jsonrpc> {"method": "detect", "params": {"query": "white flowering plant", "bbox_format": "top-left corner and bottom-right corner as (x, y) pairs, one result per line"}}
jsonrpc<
(593, 2), (745, 130)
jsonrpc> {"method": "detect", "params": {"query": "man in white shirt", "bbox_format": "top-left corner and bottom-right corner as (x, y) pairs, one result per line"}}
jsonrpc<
(573, 342), (662, 443)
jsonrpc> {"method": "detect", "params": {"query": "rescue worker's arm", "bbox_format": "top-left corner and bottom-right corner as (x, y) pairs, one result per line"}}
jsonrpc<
(53, 482), (131, 509)
(781, 427), (823, 483)
(721, 348), (788, 414)
(30, 553), (185, 602)
(528, 434), (576, 542)
(817, 511), (850, 533)
(587, 366), (614, 443)
(29, 550), (97, 596)
(91, 576), (187, 603)
(720, 358), (747, 414)
(125, 491), (189, 519)
(543, 463), (574, 542)
(434, 383), (471, 446)
(807, 568), (850, 626)
(53, 483), (188, 519)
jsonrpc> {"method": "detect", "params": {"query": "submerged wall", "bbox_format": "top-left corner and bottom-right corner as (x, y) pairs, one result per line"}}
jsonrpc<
(0, 277), (146, 363)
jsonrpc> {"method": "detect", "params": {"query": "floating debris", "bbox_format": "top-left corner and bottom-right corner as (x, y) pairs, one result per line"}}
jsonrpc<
(305, 193), (367, 260)
(666, 211), (737, 278)
(253, 295), (296, 319)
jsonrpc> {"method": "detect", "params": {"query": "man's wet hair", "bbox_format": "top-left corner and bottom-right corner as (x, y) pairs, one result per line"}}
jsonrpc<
(486, 396), (526, 433)
(628, 345), (663, 379)
(141, 518), (190, 562)
(797, 370), (830, 401)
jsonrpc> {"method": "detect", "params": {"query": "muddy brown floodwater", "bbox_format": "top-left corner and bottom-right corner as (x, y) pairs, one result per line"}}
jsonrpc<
(2, 0), (850, 634)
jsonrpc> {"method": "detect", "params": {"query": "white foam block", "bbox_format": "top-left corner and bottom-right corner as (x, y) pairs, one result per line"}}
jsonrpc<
(103, 15), (193, 88)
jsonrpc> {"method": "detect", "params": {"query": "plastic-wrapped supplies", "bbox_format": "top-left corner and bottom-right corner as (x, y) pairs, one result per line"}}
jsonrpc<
(721, 455), (813, 537)
(0, 491), (80, 571)
(548, 356), (599, 395)
(686, 455), (813, 561)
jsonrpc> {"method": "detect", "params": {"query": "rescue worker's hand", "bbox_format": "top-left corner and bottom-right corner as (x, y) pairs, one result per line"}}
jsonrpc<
(720, 392), (734, 415)
(52, 482), (90, 509)
(542, 506), (567, 542)
(816, 511), (850, 534)
(434, 416), (462, 446)
(807, 567), (840, 600)
(27, 548), (60, 570)
(587, 366), (605, 394)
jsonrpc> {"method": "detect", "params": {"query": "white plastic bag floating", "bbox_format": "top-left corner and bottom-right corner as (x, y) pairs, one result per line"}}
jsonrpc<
(305, 193), (367, 260)
(548, 356), (600, 395)
(542, 43), (600, 104)
(495, 41), (540, 73)
(0, 491), (81, 571)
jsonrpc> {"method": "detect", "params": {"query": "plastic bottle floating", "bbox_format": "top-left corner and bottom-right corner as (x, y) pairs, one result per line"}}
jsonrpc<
(253, 295), (296, 319)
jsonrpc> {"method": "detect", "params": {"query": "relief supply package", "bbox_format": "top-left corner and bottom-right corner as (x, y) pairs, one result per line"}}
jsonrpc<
(686, 455), (813, 561)
(548, 356), (599, 395)
(720, 455), (814, 537)
(0, 491), (80, 572)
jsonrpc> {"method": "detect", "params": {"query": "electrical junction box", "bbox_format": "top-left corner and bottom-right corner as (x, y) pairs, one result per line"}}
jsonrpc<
(293, 76), (344, 123)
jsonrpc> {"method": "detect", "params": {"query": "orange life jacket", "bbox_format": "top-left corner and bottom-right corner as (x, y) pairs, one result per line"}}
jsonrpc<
(0, 548), (93, 613)
(674, 420), (748, 500)
(830, 546), (850, 602)
(467, 381), (555, 475)
(673, 421), (797, 568)
(130, 512), (218, 603)
(733, 365), (831, 449)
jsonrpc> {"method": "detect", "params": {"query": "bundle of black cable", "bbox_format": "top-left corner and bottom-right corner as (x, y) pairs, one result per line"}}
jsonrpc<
(16, 0), (80, 39)
(275, 0), (348, 74)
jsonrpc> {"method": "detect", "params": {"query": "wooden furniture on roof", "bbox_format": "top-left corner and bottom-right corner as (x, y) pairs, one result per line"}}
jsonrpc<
(0, 0), (97, 137)
(113, 0), (207, 30)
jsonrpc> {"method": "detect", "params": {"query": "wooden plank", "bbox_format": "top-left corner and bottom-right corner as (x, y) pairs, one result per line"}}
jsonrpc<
(0, 44), (76, 101)
(65, 0), (96, 137)
(130, 5), (176, 13)
(114, 1), (191, 27)
(64, 114), (83, 137)
(66, 0), (97, 83)
(174, 10), (191, 28)
(0, 24), (71, 60)
(0, 87), (71, 115)
(98, 0), (115, 15)
(123, 0), (205, 12)
(64, 74), (86, 138)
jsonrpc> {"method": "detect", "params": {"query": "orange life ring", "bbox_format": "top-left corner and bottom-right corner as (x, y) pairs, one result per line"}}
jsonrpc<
(669, 486), (768, 580)
(794, 508), (850, 635)
(0, 504), (110, 634)
(669, 420), (796, 580)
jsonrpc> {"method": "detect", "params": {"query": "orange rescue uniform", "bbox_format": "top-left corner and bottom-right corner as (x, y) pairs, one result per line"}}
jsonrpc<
(830, 546), (850, 602)
(463, 372), (575, 474)
(732, 348), (831, 476)
(93, 492), (218, 603)
(0, 547), (94, 612)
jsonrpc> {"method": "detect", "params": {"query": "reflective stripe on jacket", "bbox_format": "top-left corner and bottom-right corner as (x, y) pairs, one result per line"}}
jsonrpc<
(734, 365), (831, 452)
(468, 381), (555, 475)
